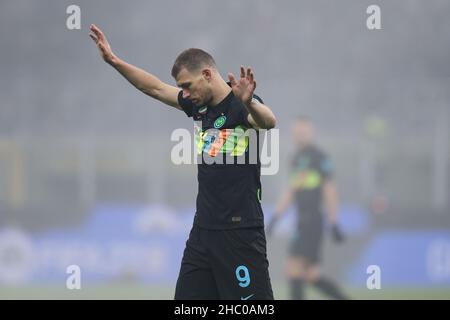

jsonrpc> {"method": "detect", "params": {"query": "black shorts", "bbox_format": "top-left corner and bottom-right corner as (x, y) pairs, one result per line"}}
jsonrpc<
(175, 225), (274, 300)
(289, 217), (323, 263)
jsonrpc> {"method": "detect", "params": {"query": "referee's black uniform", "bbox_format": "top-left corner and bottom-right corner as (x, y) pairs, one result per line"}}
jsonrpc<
(288, 144), (333, 263)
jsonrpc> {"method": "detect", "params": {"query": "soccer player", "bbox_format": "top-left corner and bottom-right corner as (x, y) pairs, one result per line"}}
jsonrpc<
(89, 24), (276, 300)
(267, 116), (348, 300)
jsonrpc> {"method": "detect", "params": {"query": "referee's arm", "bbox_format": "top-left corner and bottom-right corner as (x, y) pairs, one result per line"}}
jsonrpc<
(89, 24), (181, 110)
(323, 179), (338, 225)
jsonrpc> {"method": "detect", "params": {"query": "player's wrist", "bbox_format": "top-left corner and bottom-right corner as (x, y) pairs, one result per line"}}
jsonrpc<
(107, 53), (120, 67)
(243, 97), (256, 109)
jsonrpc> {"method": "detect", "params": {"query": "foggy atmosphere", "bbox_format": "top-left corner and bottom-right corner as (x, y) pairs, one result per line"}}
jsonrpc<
(0, 0), (449, 301)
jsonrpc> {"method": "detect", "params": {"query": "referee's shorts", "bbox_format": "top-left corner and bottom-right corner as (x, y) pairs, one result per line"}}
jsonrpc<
(289, 216), (323, 263)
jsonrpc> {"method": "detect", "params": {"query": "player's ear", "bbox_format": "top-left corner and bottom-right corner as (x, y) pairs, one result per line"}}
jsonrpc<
(202, 68), (212, 82)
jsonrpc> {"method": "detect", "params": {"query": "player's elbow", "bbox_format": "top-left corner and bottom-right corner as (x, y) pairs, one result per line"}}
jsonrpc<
(136, 83), (151, 95)
(265, 115), (276, 130)
(139, 84), (160, 100)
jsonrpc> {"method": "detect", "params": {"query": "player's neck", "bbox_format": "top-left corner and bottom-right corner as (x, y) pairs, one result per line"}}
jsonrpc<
(209, 79), (232, 107)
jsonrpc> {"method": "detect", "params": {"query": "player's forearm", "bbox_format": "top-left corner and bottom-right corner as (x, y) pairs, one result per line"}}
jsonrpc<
(246, 101), (276, 129)
(111, 57), (165, 99)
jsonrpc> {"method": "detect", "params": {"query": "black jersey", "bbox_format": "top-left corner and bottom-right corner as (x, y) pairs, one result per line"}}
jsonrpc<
(177, 89), (265, 229)
(289, 145), (333, 217)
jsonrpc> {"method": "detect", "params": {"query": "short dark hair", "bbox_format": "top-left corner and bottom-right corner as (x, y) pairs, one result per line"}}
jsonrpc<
(171, 48), (216, 78)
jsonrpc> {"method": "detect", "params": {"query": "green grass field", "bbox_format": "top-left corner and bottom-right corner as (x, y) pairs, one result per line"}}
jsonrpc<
(1, 284), (450, 300)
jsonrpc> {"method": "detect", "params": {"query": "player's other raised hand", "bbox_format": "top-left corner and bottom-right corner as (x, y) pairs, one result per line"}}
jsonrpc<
(228, 66), (256, 106)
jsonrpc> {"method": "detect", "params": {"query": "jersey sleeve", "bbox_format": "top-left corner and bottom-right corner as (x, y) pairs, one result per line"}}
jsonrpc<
(252, 93), (264, 104)
(177, 90), (195, 117)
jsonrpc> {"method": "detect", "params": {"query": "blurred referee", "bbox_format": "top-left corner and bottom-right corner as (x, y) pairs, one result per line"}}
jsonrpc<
(268, 116), (348, 300)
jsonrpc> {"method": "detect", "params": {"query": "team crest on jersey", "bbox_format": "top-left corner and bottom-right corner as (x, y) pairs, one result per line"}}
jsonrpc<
(214, 115), (226, 129)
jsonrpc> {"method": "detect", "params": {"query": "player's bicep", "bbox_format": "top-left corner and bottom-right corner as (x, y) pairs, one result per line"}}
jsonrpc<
(153, 83), (182, 110)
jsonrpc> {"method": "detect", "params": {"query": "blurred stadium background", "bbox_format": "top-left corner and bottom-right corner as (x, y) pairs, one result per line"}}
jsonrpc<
(1, 0), (449, 299)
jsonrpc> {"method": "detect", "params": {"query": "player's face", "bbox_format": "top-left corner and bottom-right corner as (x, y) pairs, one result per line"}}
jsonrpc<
(292, 120), (314, 147)
(176, 68), (213, 106)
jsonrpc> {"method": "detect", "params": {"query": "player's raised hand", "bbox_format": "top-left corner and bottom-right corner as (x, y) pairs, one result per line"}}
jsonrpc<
(89, 24), (116, 65)
(228, 66), (256, 106)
